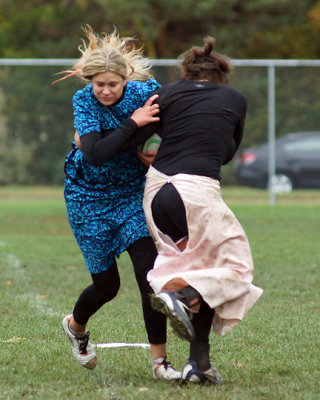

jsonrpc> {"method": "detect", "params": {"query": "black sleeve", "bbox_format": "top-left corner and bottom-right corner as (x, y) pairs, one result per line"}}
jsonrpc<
(234, 118), (244, 152)
(234, 96), (247, 152)
(121, 121), (161, 151)
(222, 118), (245, 165)
(79, 118), (138, 166)
(120, 93), (161, 150)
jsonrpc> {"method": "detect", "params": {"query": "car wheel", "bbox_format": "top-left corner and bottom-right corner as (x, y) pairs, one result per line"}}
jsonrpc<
(269, 174), (293, 193)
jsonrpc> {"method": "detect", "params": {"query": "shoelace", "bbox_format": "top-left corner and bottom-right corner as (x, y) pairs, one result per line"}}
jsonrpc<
(78, 332), (90, 355)
(161, 358), (175, 371)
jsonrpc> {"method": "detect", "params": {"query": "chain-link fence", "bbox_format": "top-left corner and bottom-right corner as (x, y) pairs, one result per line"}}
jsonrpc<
(0, 59), (320, 201)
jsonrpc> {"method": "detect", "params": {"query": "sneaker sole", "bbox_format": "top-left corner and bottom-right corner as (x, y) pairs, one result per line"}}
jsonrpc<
(83, 356), (98, 370)
(182, 373), (224, 385)
(151, 293), (195, 342)
(204, 369), (224, 385)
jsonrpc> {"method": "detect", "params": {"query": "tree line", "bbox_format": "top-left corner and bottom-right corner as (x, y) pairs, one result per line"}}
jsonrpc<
(1, 0), (320, 185)
(1, 0), (320, 59)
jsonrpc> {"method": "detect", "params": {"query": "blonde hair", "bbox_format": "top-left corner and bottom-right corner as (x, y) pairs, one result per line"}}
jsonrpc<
(179, 36), (232, 85)
(54, 26), (153, 83)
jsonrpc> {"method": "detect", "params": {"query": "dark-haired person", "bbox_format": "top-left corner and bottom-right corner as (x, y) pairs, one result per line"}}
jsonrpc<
(141, 37), (263, 384)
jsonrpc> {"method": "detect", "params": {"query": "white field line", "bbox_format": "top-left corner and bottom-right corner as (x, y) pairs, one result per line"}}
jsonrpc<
(2, 241), (151, 344)
(94, 343), (150, 349)
(2, 242), (59, 317)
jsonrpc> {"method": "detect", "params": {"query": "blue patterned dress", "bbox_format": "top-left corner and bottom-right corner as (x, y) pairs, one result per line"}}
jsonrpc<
(64, 79), (160, 274)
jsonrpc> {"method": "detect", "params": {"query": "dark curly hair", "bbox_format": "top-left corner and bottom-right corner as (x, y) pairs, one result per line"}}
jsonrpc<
(179, 37), (232, 85)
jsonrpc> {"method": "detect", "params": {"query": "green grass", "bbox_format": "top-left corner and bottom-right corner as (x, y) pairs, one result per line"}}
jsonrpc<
(0, 186), (319, 400)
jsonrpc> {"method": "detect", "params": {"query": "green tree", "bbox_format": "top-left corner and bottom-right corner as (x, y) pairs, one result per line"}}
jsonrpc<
(1, 0), (319, 59)
(93, 0), (320, 59)
(0, 64), (83, 184)
(0, 0), (106, 58)
(1, 0), (320, 185)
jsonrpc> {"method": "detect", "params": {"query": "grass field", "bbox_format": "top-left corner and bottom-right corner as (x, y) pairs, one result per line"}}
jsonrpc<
(0, 186), (319, 400)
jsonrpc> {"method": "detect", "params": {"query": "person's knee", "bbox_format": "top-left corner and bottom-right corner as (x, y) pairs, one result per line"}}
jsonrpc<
(91, 265), (121, 303)
(133, 258), (153, 295)
(129, 238), (157, 284)
(96, 277), (120, 303)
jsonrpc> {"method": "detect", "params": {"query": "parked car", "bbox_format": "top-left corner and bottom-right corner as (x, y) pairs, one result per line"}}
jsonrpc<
(234, 132), (320, 190)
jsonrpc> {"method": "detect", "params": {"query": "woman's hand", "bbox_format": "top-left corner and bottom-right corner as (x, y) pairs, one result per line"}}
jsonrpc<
(130, 95), (160, 127)
(74, 130), (82, 149)
(137, 148), (158, 166)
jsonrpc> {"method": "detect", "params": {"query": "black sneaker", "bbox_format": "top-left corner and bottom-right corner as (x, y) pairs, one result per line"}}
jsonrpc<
(181, 360), (224, 385)
(151, 292), (195, 341)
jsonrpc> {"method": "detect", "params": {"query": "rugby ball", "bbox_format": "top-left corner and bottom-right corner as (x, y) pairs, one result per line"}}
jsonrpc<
(140, 133), (162, 154)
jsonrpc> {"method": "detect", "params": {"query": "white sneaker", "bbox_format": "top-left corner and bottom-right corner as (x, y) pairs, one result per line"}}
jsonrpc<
(153, 357), (182, 380)
(62, 315), (97, 370)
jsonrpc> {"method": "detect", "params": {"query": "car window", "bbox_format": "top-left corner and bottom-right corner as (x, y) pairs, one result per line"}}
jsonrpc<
(283, 137), (320, 155)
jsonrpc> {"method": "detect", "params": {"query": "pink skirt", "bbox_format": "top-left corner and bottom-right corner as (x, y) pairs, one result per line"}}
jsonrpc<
(143, 166), (263, 336)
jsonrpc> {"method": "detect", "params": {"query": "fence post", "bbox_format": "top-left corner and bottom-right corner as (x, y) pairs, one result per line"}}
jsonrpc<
(268, 64), (276, 205)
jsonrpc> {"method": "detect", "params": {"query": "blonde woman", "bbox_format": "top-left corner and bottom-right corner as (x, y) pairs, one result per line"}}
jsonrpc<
(58, 27), (180, 380)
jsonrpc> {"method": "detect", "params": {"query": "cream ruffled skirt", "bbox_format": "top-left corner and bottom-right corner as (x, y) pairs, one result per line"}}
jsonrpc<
(143, 166), (263, 336)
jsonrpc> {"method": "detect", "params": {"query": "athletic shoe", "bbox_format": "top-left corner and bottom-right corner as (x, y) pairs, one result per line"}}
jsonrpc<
(175, 286), (202, 312)
(152, 357), (182, 380)
(181, 360), (224, 385)
(62, 314), (97, 370)
(151, 292), (195, 342)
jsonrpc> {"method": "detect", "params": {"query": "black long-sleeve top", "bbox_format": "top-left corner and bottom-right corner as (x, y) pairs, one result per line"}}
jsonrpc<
(150, 79), (247, 180)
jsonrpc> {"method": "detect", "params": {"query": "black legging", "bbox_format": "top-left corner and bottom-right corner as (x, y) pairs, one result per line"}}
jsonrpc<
(72, 237), (167, 344)
(151, 182), (188, 243)
(190, 302), (214, 370)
